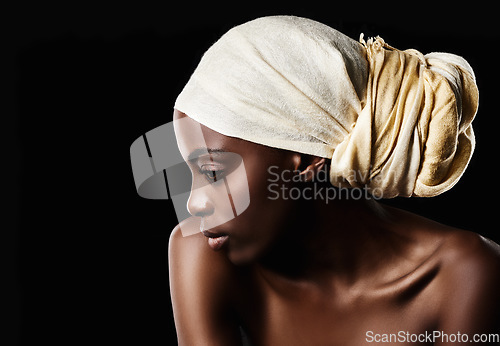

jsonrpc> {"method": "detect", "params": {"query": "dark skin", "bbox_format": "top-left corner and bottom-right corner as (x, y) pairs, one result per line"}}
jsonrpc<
(169, 110), (500, 345)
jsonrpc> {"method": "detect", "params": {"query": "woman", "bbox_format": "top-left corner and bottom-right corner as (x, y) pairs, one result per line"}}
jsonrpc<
(166, 16), (500, 345)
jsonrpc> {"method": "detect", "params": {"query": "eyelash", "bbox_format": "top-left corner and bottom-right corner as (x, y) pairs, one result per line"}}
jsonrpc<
(199, 167), (224, 182)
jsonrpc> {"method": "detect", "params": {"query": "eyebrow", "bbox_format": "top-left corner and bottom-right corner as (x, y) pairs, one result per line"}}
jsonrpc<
(187, 148), (226, 161)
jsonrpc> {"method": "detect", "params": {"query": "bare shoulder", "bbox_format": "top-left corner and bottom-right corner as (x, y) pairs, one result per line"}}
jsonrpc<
(437, 228), (500, 280)
(168, 218), (243, 345)
(432, 227), (500, 332)
(169, 218), (231, 270)
(389, 205), (500, 328)
(168, 217), (239, 298)
(390, 206), (500, 277)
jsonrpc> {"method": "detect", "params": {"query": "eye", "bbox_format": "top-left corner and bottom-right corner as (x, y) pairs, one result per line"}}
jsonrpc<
(200, 167), (224, 182)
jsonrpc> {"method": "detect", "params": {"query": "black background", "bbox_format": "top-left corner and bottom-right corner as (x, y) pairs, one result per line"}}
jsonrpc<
(8, 3), (498, 345)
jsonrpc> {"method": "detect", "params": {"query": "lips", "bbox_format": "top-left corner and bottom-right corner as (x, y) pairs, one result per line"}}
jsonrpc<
(202, 230), (229, 251)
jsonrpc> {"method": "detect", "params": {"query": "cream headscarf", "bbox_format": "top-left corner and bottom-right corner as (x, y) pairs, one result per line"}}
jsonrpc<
(174, 16), (478, 198)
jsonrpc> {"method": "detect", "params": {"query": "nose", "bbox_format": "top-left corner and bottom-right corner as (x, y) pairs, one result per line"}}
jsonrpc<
(187, 186), (214, 217)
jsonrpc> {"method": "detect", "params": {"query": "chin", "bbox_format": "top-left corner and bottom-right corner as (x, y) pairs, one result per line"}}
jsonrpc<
(226, 241), (262, 266)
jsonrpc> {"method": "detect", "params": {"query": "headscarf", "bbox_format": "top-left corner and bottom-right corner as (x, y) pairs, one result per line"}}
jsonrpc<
(174, 16), (478, 198)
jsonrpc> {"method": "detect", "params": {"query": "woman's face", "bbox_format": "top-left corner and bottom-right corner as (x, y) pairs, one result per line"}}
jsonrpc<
(173, 110), (300, 265)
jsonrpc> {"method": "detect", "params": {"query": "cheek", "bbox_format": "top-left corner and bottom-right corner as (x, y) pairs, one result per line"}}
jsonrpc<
(223, 161), (251, 217)
(224, 157), (297, 263)
(226, 194), (291, 265)
(246, 159), (294, 210)
(234, 161), (294, 235)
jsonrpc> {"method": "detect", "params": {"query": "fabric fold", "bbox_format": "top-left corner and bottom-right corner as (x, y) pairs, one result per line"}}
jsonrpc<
(175, 16), (478, 198)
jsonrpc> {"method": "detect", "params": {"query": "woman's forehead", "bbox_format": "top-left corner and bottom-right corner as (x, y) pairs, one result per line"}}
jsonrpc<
(174, 109), (287, 161)
(174, 110), (240, 157)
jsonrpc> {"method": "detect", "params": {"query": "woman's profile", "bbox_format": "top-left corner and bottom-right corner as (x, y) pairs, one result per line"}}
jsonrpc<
(135, 16), (500, 345)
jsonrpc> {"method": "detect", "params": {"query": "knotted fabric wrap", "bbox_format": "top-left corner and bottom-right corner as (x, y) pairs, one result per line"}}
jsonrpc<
(174, 16), (478, 198)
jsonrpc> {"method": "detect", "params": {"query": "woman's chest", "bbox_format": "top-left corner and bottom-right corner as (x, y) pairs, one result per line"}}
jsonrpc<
(236, 275), (440, 345)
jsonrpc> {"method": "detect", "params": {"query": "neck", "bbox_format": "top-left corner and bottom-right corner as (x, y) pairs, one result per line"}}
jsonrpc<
(256, 189), (408, 284)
